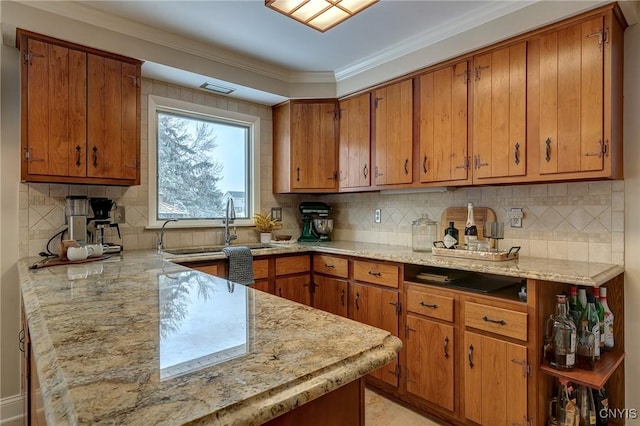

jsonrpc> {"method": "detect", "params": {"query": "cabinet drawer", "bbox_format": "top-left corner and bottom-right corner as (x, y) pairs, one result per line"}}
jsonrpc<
(464, 301), (527, 341)
(275, 255), (310, 276)
(253, 259), (269, 280)
(313, 255), (348, 278)
(406, 287), (454, 322)
(194, 264), (223, 277)
(353, 260), (399, 288)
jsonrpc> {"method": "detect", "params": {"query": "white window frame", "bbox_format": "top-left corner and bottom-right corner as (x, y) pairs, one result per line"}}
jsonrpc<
(147, 95), (260, 229)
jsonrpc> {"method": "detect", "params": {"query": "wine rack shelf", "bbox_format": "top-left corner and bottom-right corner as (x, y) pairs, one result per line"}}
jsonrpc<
(539, 351), (625, 389)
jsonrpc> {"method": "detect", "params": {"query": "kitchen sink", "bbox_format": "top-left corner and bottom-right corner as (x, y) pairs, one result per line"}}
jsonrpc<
(164, 243), (274, 255)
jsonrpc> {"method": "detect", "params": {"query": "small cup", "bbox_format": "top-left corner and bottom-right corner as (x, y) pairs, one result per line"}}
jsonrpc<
(67, 246), (89, 262)
(58, 240), (80, 260)
(86, 244), (109, 257)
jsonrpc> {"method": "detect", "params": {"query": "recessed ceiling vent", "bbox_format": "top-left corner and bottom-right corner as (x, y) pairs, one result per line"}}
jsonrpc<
(200, 82), (235, 95)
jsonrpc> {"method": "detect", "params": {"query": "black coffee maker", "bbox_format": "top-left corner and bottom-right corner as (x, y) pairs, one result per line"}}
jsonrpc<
(88, 197), (122, 252)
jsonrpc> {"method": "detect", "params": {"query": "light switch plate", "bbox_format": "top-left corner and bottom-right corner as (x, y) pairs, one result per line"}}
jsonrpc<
(113, 206), (126, 224)
(270, 207), (282, 221)
(374, 208), (381, 223)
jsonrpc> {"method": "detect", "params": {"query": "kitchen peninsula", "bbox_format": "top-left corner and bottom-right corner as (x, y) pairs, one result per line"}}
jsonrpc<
(18, 251), (401, 425)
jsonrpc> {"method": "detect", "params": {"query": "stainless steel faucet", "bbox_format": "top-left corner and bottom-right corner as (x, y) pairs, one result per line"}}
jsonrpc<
(157, 219), (177, 253)
(223, 198), (237, 246)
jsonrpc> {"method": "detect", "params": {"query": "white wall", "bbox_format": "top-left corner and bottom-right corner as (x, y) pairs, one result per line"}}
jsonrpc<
(624, 20), (640, 424)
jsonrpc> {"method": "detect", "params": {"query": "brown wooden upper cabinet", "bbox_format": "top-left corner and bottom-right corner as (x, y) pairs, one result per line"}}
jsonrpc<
(338, 92), (371, 190)
(17, 29), (142, 186)
(528, 9), (625, 180)
(373, 79), (413, 186)
(273, 99), (339, 193)
(417, 61), (470, 185)
(472, 42), (527, 182)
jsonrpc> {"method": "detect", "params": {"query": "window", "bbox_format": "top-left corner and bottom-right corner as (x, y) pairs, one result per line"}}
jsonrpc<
(148, 95), (260, 228)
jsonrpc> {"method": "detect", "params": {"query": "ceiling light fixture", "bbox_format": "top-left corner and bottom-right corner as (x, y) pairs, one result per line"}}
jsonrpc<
(200, 82), (235, 95)
(265, 0), (379, 32)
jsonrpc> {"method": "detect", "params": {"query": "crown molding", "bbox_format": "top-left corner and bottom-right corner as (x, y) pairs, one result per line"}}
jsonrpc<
(13, 0), (299, 83)
(335, 0), (535, 81)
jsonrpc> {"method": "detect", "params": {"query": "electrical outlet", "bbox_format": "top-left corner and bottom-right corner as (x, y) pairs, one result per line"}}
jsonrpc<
(374, 208), (381, 223)
(113, 206), (126, 224)
(508, 208), (523, 228)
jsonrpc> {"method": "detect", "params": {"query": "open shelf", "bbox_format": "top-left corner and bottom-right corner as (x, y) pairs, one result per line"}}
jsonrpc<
(539, 350), (625, 389)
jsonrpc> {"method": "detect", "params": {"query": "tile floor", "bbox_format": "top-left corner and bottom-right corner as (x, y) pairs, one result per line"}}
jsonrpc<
(365, 387), (446, 426)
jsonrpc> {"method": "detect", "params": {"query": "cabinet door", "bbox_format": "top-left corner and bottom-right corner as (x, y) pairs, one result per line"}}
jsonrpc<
(276, 275), (311, 306)
(538, 16), (605, 175)
(291, 102), (338, 190)
(22, 37), (87, 178)
(373, 80), (413, 186)
(406, 315), (455, 411)
(473, 42), (527, 180)
(313, 275), (348, 317)
(418, 61), (469, 183)
(464, 332), (528, 425)
(87, 54), (140, 180)
(350, 282), (399, 387)
(339, 93), (371, 189)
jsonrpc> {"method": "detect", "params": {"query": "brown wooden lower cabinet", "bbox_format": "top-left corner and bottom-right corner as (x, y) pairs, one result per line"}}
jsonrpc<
(350, 281), (400, 387)
(406, 315), (455, 412)
(312, 274), (348, 317)
(276, 275), (311, 305)
(463, 331), (528, 425)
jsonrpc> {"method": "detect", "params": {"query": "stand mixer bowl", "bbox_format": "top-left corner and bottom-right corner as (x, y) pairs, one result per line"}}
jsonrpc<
(312, 219), (333, 236)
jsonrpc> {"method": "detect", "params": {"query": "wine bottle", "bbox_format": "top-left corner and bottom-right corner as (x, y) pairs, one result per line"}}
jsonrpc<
(464, 202), (478, 246)
(592, 387), (609, 426)
(568, 285), (581, 327)
(581, 294), (600, 361)
(600, 287), (614, 350)
(576, 319), (595, 370)
(558, 379), (578, 426)
(443, 221), (459, 249)
(578, 288), (587, 314)
(577, 385), (597, 425)
(594, 287), (605, 353)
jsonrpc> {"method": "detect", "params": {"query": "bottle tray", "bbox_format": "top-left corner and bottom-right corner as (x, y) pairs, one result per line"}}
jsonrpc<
(431, 245), (520, 262)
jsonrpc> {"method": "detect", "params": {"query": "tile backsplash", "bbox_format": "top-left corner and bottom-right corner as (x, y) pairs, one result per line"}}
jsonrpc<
(19, 80), (624, 265)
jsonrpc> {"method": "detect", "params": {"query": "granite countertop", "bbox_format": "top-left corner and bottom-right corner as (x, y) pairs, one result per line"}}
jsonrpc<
(165, 240), (624, 287)
(19, 252), (401, 426)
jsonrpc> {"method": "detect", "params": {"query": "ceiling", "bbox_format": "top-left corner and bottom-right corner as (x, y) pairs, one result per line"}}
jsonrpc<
(10, 0), (637, 105)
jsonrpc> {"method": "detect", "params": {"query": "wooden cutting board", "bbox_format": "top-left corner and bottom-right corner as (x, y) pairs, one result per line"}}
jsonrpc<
(440, 207), (496, 241)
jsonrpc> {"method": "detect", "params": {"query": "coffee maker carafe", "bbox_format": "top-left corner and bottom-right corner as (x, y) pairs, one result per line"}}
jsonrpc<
(298, 202), (333, 242)
(65, 196), (89, 244)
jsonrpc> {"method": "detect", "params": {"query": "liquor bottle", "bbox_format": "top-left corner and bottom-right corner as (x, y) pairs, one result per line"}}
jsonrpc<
(443, 221), (459, 249)
(568, 285), (581, 327)
(592, 387), (609, 426)
(581, 294), (600, 361)
(558, 379), (578, 426)
(577, 385), (597, 425)
(578, 288), (588, 313)
(544, 294), (576, 370)
(600, 287), (614, 350)
(576, 319), (595, 370)
(464, 202), (478, 245)
(594, 288), (605, 353)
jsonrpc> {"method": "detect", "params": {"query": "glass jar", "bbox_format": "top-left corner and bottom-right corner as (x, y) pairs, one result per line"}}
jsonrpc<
(412, 214), (438, 252)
